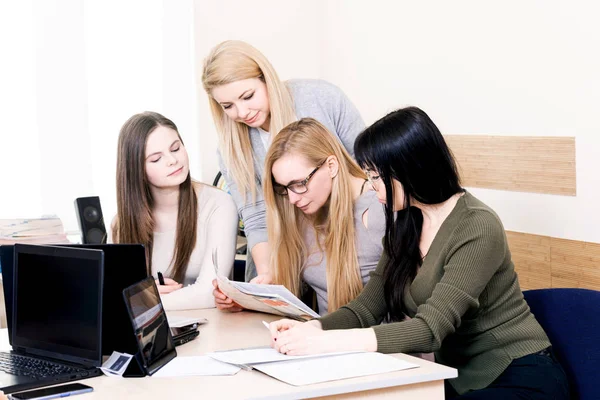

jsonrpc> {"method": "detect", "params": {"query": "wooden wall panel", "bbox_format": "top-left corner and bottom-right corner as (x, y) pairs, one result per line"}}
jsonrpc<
(507, 231), (600, 291)
(507, 231), (551, 290)
(550, 238), (600, 290)
(445, 136), (576, 196)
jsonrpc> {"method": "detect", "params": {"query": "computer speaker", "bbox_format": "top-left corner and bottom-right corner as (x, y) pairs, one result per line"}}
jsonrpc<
(74, 196), (107, 244)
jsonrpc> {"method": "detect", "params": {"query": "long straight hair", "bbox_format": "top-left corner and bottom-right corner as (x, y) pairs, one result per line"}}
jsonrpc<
(354, 107), (463, 320)
(264, 118), (367, 312)
(202, 40), (296, 201)
(113, 111), (198, 282)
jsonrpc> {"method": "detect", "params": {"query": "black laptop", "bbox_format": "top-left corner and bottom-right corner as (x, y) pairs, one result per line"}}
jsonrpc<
(2, 244), (148, 356)
(122, 277), (176, 376)
(0, 244), (104, 394)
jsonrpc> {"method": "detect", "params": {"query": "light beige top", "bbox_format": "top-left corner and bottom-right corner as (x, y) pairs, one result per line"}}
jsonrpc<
(152, 184), (238, 311)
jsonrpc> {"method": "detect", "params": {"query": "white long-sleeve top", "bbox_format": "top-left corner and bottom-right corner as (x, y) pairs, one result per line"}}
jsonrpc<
(152, 184), (238, 310)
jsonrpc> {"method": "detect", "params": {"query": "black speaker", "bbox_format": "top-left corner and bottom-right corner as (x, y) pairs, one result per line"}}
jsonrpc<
(75, 196), (107, 244)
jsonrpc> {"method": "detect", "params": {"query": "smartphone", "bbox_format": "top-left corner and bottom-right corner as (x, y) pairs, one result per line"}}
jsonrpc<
(171, 323), (200, 346)
(9, 383), (93, 400)
(170, 322), (199, 338)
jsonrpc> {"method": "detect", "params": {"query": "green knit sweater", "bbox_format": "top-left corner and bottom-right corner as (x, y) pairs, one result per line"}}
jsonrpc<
(319, 192), (550, 395)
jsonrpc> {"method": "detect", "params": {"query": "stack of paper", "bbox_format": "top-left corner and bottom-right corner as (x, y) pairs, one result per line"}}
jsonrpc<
(0, 217), (68, 245)
(207, 347), (419, 386)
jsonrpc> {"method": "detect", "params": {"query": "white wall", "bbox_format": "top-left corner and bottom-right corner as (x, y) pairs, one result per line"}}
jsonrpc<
(0, 0), (199, 234)
(194, 0), (325, 183)
(1, 1), (598, 245)
(320, 0), (600, 243)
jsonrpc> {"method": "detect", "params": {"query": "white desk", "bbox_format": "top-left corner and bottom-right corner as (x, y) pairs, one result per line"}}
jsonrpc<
(0, 309), (457, 399)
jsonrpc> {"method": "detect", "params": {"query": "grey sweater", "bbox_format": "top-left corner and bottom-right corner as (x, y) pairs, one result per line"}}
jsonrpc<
(217, 79), (365, 255)
(303, 190), (385, 315)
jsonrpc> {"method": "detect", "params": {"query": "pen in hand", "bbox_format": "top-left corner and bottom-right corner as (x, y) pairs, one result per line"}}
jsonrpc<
(157, 271), (165, 286)
(263, 320), (277, 342)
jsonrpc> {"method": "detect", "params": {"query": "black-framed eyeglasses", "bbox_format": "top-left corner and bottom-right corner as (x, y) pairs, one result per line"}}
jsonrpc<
(273, 160), (326, 196)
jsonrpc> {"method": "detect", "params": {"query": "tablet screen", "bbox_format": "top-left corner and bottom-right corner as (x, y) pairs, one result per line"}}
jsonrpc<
(122, 277), (176, 375)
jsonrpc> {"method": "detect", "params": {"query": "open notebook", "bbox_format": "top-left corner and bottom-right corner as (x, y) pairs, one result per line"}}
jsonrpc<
(207, 347), (419, 386)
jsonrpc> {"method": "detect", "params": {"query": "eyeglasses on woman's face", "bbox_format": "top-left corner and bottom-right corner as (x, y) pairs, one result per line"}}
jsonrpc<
(365, 170), (382, 187)
(273, 160), (326, 196)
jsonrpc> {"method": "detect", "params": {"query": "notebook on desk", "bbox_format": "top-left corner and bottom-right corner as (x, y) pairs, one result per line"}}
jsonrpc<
(0, 244), (104, 394)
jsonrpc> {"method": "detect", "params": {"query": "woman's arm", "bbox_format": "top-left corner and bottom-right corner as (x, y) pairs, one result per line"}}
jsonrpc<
(161, 190), (239, 311)
(322, 80), (365, 157)
(218, 153), (270, 276)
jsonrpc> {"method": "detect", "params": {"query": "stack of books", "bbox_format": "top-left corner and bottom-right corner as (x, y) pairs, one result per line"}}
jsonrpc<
(0, 216), (69, 245)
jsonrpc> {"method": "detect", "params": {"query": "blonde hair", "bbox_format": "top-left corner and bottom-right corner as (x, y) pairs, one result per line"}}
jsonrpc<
(202, 40), (296, 201)
(264, 118), (367, 312)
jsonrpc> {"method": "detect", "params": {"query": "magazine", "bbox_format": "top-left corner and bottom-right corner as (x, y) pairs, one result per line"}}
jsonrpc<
(216, 276), (320, 321)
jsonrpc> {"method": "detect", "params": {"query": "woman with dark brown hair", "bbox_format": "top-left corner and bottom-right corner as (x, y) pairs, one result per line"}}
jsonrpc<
(111, 111), (238, 310)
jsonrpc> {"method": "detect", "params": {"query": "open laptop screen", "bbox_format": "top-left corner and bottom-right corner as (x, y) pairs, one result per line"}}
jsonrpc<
(122, 277), (176, 375)
(12, 244), (104, 366)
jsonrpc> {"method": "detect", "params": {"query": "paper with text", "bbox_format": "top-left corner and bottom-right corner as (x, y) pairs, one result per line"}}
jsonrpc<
(217, 276), (319, 321)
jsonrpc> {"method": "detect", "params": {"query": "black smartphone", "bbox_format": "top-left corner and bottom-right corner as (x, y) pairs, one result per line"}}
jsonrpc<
(173, 329), (200, 346)
(171, 323), (200, 346)
(170, 322), (198, 337)
(9, 383), (93, 400)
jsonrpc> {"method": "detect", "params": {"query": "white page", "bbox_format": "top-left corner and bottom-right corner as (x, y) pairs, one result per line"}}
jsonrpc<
(252, 352), (419, 386)
(207, 347), (358, 366)
(151, 356), (241, 378)
(167, 315), (208, 328)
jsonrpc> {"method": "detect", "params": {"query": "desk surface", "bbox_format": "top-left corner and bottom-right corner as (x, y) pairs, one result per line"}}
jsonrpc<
(0, 309), (457, 399)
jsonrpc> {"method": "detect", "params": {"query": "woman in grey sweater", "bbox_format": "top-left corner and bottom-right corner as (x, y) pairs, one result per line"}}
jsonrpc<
(201, 40), (365, 283)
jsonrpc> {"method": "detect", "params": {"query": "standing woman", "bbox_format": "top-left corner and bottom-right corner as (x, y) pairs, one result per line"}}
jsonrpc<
(112, 111), (238, 311)
(268, 107), (569, 399)
(201, 40), (365, 283)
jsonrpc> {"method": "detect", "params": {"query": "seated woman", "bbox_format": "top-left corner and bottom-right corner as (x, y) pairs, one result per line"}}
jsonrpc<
(111, 111), (238, 311)
(213, 118), (385, 315)
(267, 107), (569, 399)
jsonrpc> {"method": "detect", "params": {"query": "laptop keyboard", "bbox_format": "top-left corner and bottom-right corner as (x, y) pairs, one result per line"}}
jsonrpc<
(0, 353), (85, 378)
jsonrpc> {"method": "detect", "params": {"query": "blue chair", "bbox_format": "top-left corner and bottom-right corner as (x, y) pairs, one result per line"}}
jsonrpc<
(523, 288), (600, 400)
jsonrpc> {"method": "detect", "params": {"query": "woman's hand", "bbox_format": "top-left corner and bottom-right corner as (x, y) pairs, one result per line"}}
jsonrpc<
(155, 277), (183, 294)
(268, 319), (377, 356)
(212, 279), (243, 312)
(250, 273), (272, 284)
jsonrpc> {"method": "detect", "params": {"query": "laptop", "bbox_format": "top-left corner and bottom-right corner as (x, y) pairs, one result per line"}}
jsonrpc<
(122, 277), (176, 376)
(2, 244), (148, 356)
(0, 244), (104, 394)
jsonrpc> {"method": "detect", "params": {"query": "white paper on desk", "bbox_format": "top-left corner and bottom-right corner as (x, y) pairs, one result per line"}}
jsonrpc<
(167, 315), (208, 328)
(252, 352), (419, 386)
(151, 356), (241, 378)
(207, 347), (358, 367)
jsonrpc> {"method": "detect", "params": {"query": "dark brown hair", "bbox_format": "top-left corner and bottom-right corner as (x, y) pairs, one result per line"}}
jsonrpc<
(113, 111), (198, 282)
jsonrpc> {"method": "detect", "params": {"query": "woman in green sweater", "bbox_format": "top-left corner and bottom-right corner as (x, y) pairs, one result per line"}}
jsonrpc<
(268, 107), (569, 399)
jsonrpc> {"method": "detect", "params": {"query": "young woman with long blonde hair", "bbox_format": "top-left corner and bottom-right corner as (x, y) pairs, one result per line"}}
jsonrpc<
(111, 111), (238, 310)
(202, 40), (365, 283)
(213, 118), (385, 315)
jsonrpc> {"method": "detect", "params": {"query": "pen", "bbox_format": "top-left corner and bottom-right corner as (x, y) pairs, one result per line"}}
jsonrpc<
(158, 271), (165, 285)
